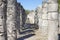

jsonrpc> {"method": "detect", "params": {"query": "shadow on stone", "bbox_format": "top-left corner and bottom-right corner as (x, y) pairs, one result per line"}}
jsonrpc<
(58, 34), (60, 40)
(20, 30), (34, 34)
(17, 34), (35, 40)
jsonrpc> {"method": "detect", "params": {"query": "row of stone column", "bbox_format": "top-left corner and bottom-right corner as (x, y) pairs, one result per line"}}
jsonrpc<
(35, 0), (58, 40)
(0, 0), (26, 40)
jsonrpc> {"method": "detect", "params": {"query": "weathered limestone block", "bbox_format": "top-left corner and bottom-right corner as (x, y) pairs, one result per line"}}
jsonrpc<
(27, 11), (35, 24)
(38, 19), (42, 27)
(0, 0), (7, 40)
(42, 8), (48, 14)
(59, 14), (60, 27)
(42, 13), (48, 19)
(20, 5), (23, 29)
(42, 2), (48, 8)
(16, 3), (20, 38)
(7, 0), (17, 40)
(20, 5), (27, 30)
(58, 14), (60, 34)
(48, 0), (58, 40)
(48, 20), (58, 40)
(48, 0), (57, 3)
(39, 1), (48, 40)
(42, 20), (48, 27)
(35, 7), (40, 25)
(48, 12), (58, 20)
(48, 3), (58, 12)
(22, 8), (27, 26)
(17, 3), (20, 29)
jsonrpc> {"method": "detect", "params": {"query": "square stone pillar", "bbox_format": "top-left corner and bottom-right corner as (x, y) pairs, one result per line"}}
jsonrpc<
(0, 0), (7, 40)
(16, 3), (20, 38)
(6, 0), (17, 40)
(48, 0), (58, 40)
(40, 2), (48, 40)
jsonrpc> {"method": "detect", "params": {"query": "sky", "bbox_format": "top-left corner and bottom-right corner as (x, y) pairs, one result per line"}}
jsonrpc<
(17, 0), (42, 10)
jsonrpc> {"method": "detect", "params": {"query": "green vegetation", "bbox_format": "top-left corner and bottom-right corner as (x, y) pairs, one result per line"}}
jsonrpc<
(58, 0), (60, 12)
(25, 10), (30, 14)
(58, 0), (60, 4)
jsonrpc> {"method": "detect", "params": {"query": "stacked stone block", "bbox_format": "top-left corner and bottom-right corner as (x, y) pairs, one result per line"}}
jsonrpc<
(34, 5), (43, 40)
(58, 13), (60, 34)
(34, 9), (38, 25)
(20, 6), (27, 30)
(0, 0), (7, 40)
(40, 1), (48, 40)
(58, 0), (60, 35)
(48, 0), (58, 40)
(0, 0), (27, 40)
(20, 5), (23, 30)
(6, 0), (17, 40)
(27, 11), (35, 24)
(37, 0), (58, 40)
(22, 8), (27, 27)
(16, 3), (20, 38)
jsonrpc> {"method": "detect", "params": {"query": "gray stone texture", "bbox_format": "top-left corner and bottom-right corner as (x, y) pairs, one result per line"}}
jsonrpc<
(16, 3), (20, 38)
(6, 0), (17, 40)
(58, 14), (60, 34)
(40, 1), (48, 40)
(22, 8), (27, 27)
(48, 0), (58, 40)
(0, 0), (7, 40)
(26, 11), (35, 24)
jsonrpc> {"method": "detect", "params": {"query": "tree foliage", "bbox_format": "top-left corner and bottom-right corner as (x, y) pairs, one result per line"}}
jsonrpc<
(58, 0), (60, 13)
(25, 10), (30, 14)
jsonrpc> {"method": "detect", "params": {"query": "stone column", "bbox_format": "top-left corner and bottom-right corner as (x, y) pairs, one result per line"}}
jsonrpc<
(35, 6), (43, 40)
(6, 0), (17, 40)
(16, 3), (20, 38)
(0, 0), (7, 40)
(22, 8), (26, 28)
(48, 0), (58, 40)
(20, 5), (23, 31)
(20, 6), (26, 30)
(35, 8), (39, 25)
(58, 0), (60, 39)
(40, 1), (48, 40)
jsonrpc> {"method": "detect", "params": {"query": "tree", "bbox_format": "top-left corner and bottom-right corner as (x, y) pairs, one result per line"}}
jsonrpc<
(25, 10), (30, 14)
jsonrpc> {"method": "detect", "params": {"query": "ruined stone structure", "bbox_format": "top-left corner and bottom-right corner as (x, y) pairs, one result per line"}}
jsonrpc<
(6, 0), (17, 40)
(48, 0), (58, 40)
(16, 2), (27, 37)
(16, 3), (20, 38)
(0, 0), (7, 40)
(19, 5), (27, 31)
(58, 0), (60, 36)
(22, 8), (27, 26)
(39, 1), (48, 40)
(34, 8), (39, 25)
(20, 5), (23, 30)
(0, 0), (59, 40)
(37, 0), (58, 40)
(26, 0), (58, 40)
(26, 11), (35, 24)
